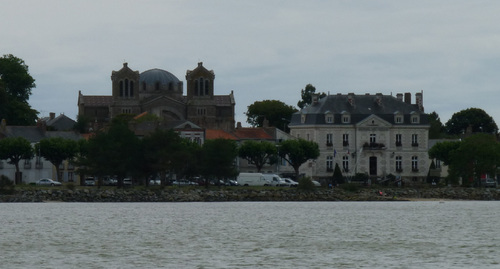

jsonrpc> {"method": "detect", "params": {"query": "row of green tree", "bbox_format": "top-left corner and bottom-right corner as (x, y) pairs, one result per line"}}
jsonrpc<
(429, 133), (500, 186)
(0, 119), (320, 186)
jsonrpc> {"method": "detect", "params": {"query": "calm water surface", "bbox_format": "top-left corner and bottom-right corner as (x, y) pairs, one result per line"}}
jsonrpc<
(1, 201), (499, 269)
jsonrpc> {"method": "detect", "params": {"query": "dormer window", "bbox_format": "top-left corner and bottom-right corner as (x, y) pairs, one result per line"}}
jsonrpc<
(301, 114), (306, 124)
(324, 111), (333, 124)
(341, 111), (350, 124)
(394, 111), (403, 124)
(410, 111), (420, 124)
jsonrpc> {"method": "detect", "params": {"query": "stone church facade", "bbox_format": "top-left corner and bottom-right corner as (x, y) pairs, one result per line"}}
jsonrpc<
(78, 62), (235, 132)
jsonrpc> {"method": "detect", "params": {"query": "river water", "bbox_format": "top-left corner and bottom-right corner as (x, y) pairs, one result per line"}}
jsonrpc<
(1, 201), (499, 269)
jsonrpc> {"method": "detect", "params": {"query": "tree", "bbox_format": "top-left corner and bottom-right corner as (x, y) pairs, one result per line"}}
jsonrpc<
(428, 111), (445, 139)
(278, 139), (320, 180)
(445, 108), (498, 135)
(83, 121), (140, 187)
(449, 134), (500, 186)
(141, 129), (187, 186)
(428, 140), (461, 166)
(297, 84), (326, 109)
(0, 54), (38, 125)
(200, 138), (238, 186)
(238, 140), (277, 172)
(37, 137), (79, 182)
(245, 100), (298, 132)
(332, 163), (344, 185)
(0, 137), (34, 184)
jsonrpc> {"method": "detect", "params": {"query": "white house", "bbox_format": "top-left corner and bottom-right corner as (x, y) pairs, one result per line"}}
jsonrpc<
(289, 92), (430, 185)
(0, 119), (82, 184)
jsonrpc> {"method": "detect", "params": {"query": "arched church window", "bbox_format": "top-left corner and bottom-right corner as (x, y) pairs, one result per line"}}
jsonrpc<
(142, 82), (147, 91)
(119, 81), (124, 97)
(169, 82), (173, 91)
(155, 82), (160, 91)
(195, 82), (199, 96)
(199, 78), (204, 96)
(125, 79), (129, 97)
(130, 81), (134, 97)
(205, 79), (209, 95)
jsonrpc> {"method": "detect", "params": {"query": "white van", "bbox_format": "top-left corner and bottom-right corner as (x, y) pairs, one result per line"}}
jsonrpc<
(237, 173), (269, 186)
(263, 174), (288, 187)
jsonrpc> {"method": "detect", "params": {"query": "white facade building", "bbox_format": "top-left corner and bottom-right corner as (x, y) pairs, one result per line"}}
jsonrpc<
(289, 92), (430, 185)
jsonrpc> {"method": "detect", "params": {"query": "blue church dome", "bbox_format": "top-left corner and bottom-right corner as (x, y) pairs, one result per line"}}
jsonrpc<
(139, 68), (180, 85)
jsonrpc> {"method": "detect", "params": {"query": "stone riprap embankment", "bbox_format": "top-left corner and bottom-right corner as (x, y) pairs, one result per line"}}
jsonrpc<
(1, 187), (500, 202)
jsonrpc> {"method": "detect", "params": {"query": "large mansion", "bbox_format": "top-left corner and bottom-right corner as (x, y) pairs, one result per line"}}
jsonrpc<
(289, 92), (430, 184)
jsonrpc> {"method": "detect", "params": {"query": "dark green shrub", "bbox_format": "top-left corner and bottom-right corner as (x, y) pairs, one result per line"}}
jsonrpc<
(340, 183), (360, 192)
(298, 177), (315, 190)
(66, 182), (75, 191)
(0, 175), (15, 194)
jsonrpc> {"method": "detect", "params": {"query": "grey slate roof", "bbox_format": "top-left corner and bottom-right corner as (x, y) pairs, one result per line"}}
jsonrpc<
(2, 126), (82, 143)
(40, 114), (76, 131)
(290, 93), (428, 126)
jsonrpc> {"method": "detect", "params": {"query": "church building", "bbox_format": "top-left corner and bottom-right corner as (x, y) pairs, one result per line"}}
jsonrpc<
(77, 62), (235, 133)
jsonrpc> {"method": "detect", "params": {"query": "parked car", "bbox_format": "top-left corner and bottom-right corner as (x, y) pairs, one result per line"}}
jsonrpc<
(149, 178), (161, 185)
(102, 177), (117, 186)
(84, 178), (96, 186)
(482, 178), (497, 188)
(123, 178), (133, 186)
(36, 178), (62, 186)
(311, 180), (321, 187)
(263, 174), (288, 186)
(283, 178), (298, 187)
(225, 179), (239, 186)
(172, 180), (197, 186)
(237, 173), (269, 186)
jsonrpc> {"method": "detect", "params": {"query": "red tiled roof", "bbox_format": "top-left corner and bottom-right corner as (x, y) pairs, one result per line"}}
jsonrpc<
(205, 129), (237, 140)
(233, 128), (273, 140)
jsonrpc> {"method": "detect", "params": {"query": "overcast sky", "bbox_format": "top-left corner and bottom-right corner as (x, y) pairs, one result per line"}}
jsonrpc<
(2, 1), (500, 127)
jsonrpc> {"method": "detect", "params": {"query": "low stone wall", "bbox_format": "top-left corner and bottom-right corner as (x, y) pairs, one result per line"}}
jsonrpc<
(1, 186), (500, 202)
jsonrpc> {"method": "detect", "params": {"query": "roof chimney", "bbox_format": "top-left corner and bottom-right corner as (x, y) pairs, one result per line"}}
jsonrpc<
(404, 92), (411, 104)
(396, 93), (403, 102)
(312, 93), (319, 105)
(236, 122), (242, 129)
(415, 91), (424, 112)
(50, 112), (56, 120)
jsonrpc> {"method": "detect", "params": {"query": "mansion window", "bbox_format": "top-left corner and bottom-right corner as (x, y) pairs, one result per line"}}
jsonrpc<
(395, 115), (403, 123)
(411, 134), (418, 147)
(24, 159), (31, 169)
(343, 134), (349, 147)
(395, 134), (402, 147)
(395, 156), (402, 172)
(435, 159), (441, 169)
(326, 114), (333, 123)
(370, 134), (376, 143)
(411, 113), (420, 124)
(122, 108), (132, 114)
(342, 156), (349, 172)
(326, 156), (333, 172)
(412, 156), (418, 171)
(301, 114), (306, 124)
(342, 114), (350, 123)
(326, 133), (333, 146)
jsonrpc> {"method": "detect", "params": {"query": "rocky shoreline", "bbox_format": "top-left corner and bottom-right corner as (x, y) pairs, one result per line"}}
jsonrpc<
(1, 186), (500, 202)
